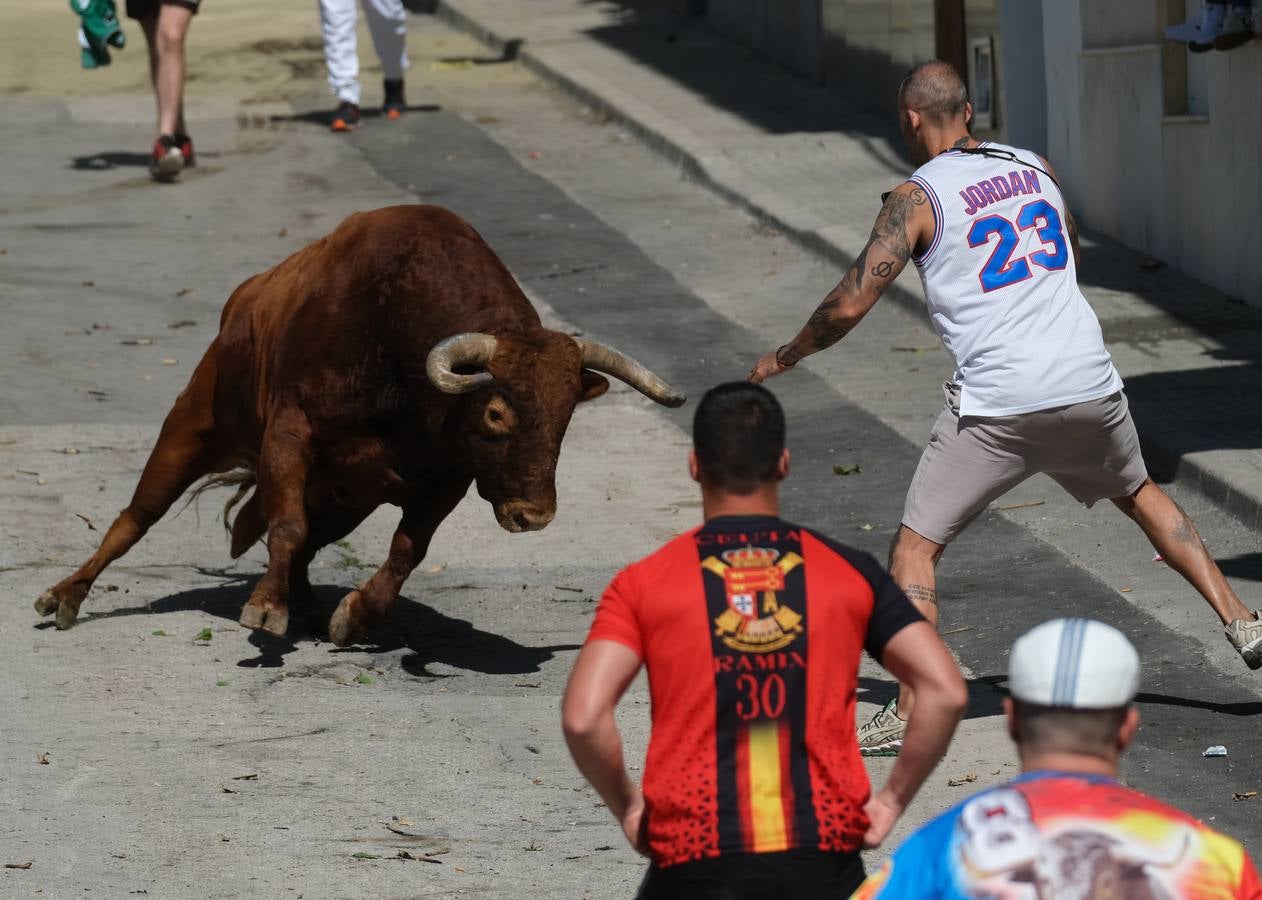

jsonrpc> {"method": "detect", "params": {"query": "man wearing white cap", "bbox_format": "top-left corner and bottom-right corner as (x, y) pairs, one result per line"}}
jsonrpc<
(853, 618), (1261, 899)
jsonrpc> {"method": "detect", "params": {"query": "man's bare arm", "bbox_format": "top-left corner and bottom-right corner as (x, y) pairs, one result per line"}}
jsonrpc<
(862, 620), (967, 848)
(1036, 154), (1080, 267)
(748, 182), (931, 382)
(561, 640), (648, 854)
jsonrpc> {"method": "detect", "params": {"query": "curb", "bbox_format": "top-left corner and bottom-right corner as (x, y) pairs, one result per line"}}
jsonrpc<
(431, 0), (1262, 531)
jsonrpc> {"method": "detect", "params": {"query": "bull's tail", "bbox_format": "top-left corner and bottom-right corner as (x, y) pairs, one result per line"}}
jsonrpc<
(182, 468), (258, 541)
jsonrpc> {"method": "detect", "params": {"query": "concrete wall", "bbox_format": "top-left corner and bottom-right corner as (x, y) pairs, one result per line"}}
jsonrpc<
(819, 0), (936, 117)
(705, 0), (1045, 145)
(705, 0), (824, 81)
(1043, 0), (1262, 305)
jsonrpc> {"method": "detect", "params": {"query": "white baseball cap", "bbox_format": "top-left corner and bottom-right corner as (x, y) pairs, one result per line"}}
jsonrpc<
(1008, 618), (1140, 709)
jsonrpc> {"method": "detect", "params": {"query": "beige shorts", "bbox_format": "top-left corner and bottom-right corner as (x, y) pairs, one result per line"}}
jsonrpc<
(901, 383), (1149, 545)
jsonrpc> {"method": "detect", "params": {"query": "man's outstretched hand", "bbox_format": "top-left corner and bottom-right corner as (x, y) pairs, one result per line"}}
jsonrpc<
(748, 348), (793, 384)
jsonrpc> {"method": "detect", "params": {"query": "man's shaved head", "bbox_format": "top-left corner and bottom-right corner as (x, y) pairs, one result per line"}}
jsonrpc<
(898, 60), (969, 123)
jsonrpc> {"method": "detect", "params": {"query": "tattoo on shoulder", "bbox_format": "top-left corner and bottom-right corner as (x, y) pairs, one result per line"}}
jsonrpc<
(904, 584), (938, 606)
(869, 192), (917, 264)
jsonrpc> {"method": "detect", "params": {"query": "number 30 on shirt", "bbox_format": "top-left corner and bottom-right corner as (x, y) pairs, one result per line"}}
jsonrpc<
(966, 199), (1069, 292)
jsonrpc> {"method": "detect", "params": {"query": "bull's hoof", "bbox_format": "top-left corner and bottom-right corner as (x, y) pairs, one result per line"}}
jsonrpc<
(34, 589), (61, 617)
(36, 583), (88, 629)
(238, 603), (266, 630)
(55, 602), (81, 631)
(328, 590), (366, 647)
(238, 603), (290, 637)
(261, 607), (289, 638)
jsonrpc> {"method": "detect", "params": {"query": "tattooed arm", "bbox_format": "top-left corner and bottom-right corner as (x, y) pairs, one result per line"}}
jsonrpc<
(749, 181), (933, 383)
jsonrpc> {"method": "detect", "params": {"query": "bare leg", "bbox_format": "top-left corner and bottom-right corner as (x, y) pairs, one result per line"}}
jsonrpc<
(152, 5), (192, 136)
(328, 476), (471, 646)
(888, 525), (947, 719)
(36, 351), (226, 628)
(1112, 478), (1254, 625)
(238, 407), (314, 638)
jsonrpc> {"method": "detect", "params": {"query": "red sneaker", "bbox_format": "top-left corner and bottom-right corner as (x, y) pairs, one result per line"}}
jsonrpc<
(174, 133), (195, 168)
(149, 134), (183, 182)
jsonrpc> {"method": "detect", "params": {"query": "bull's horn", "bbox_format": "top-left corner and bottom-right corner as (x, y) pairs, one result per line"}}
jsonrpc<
(576, 338), (686, 408)
(1109, 832), (1190, 869)
(427, 333), (498, 394)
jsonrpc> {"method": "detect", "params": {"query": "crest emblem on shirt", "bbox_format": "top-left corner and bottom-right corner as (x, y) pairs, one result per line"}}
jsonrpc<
(702, 546), (804, 653)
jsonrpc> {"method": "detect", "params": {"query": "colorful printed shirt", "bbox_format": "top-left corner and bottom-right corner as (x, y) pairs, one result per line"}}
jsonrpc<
(586, 514), (923, 867)
(855, 771), (1262, 899)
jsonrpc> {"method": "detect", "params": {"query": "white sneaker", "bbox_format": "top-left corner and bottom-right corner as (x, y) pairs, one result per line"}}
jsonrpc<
(1165, 3), (1226, 49)
(1214, 6), (1254, 49)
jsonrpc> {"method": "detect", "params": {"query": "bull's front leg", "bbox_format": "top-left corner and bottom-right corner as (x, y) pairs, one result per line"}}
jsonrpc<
(239, 408), (314, 638)
(328, 476), (472, 647)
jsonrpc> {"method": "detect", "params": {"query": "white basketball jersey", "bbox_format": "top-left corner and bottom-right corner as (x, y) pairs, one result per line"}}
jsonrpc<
(909, 142), (1122, 417)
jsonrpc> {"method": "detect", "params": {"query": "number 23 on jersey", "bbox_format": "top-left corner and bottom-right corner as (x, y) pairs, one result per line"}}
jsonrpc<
(966, 199), (1068, 293)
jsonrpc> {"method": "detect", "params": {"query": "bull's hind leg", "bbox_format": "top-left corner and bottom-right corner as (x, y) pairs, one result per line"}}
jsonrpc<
(328, 476), (471, 646)
(36, 352), (226, 629)
(238, 406), (315, 638)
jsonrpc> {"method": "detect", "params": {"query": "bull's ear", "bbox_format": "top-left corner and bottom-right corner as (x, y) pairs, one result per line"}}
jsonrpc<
(579, 370), (610, 402)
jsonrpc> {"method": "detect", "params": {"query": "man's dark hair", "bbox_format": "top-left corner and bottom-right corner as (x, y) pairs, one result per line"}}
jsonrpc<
(899, 60), (970, 123)
(1012, 701), (1128, 758)
(692, 382), (786, 494)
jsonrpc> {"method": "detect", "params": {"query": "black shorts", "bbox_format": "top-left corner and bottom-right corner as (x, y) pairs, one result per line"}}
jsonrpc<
(125, 0), (199, 20)
(636, 849), (865, 900)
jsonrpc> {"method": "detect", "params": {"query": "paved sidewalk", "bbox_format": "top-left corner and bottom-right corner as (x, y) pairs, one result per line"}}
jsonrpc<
(436, 0), (1262, 530)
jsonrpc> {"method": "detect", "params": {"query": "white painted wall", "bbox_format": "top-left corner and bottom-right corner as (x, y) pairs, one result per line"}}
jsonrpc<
(1041, 0), (1262, 305)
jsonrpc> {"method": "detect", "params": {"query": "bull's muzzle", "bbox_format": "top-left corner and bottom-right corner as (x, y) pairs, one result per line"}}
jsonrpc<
(494, 500), (556, 533)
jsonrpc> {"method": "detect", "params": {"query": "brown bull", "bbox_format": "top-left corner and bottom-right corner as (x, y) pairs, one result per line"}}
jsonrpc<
(35, 205), (684, 644)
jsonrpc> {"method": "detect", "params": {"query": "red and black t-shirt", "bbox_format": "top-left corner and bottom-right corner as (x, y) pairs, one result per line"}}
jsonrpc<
(587, 514), (923, 868)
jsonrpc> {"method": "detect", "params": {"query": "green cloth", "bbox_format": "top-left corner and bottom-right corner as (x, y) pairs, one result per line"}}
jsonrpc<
(72, 0), (125, 69)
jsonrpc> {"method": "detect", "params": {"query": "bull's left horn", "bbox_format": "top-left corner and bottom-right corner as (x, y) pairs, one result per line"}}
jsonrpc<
(575, 338), (687, 408)
(426, 333), (498, 394)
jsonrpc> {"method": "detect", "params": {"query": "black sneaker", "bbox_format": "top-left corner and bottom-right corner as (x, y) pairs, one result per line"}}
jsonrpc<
(383, 79), (405, 120)
(330, 101), (360, 132)
(150, 134), (183, 181)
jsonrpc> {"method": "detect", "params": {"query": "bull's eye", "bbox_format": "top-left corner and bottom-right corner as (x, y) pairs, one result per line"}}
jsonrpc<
(482, 397), (518, 438)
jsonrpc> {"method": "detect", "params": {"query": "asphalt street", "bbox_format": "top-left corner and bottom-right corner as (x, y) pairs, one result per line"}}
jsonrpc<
(2, 9), (1259, 899)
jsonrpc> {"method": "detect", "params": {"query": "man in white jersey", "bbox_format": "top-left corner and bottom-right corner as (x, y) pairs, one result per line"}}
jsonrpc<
(748, 61), (1262, 756)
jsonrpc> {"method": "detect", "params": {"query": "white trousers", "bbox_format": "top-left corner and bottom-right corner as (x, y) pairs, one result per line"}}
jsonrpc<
(318, 0), (408, 105)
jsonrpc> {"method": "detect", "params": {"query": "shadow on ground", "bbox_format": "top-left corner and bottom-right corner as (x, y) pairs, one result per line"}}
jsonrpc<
(66, 572), (575, 675)
(1218, 552), (1262, 582)
(573, 0), (907, 146)
(269, 104), (442, 130)
(70, 151), (151, 170)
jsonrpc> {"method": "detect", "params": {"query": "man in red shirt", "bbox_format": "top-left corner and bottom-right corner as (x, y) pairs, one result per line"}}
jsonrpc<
(562, 382), (968, 898)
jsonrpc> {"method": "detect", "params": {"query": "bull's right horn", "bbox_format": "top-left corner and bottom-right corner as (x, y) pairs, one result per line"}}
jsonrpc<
(426, 333), (499, 394)
(576, 338), (687, 408)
